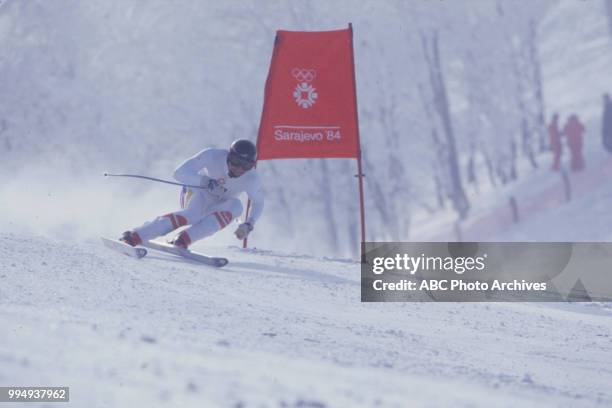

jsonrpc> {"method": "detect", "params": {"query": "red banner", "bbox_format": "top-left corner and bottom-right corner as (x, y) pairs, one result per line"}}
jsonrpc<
(256, 26), (361, 160)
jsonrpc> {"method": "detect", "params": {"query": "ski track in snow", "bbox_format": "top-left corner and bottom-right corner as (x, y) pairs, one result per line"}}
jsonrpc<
(1, 233), (611, 407)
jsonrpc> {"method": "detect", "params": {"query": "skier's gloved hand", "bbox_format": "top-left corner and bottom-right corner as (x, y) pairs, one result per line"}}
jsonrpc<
(201, 176), (226, 196)
(234, 222), (253, 240)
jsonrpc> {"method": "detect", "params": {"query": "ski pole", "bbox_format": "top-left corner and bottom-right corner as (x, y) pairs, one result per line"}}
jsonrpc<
(103, 172), (205, 189)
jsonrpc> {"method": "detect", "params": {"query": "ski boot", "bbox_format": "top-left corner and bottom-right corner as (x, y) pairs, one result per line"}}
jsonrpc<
(170, 232), (191, 250)
(120, 231), (142, 247)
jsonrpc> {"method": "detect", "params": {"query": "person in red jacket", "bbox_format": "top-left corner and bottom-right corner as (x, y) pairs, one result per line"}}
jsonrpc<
(548, 113), (562, 171)
(563, 114), (585, 171)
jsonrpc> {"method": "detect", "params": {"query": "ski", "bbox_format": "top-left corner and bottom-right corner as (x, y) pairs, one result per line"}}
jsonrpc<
(140, 240), (229, 267)
(101, 237), (147, 259)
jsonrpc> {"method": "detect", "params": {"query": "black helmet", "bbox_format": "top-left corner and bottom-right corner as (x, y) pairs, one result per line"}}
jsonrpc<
(227, 139), (257, 172)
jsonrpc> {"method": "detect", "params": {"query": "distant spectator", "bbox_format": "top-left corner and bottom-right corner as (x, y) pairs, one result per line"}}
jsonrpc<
(563, 114), (585, 171)
(548, 113), (562, 171)
(602, 93), (612, 153)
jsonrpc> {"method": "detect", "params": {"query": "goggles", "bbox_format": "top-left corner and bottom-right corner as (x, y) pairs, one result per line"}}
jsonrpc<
(227, 152), (255, 170)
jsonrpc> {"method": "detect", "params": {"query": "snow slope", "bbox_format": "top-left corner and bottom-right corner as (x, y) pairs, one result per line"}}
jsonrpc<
(2, 233), (611, 407)
(412, 149), (612, 242)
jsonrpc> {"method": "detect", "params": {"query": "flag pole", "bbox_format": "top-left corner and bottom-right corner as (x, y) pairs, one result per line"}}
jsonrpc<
(349, 23), (367, 262)
(356, 155), (366, 262)
(242, 198), (251, 248)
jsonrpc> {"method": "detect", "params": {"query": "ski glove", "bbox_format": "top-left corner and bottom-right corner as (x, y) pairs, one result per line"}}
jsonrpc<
(234, 222), (253, 240)
(201, 176), (226, 196)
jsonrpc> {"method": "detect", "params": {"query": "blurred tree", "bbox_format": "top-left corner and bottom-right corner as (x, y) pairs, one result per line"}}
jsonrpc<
(421, 30), (470, 220)
(606, 0), (612, 36)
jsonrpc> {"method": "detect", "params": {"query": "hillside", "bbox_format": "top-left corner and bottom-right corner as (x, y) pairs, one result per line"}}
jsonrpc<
(2, 233), (611, 407)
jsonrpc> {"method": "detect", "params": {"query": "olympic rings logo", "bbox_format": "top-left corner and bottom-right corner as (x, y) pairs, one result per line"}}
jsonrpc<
(291, 68), (316, 83)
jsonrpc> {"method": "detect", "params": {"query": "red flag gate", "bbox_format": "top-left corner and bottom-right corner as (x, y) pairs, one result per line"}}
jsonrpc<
(244, 24), (366, 258)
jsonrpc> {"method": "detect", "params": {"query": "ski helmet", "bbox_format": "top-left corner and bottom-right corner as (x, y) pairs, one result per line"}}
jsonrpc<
(227, 139), (257, 171)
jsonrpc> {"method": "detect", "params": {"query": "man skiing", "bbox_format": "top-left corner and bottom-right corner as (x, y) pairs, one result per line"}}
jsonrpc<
(120, 139), (264, 249)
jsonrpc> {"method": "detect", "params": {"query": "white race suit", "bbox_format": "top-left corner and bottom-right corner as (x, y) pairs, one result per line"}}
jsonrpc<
(132, 148), (264, 246)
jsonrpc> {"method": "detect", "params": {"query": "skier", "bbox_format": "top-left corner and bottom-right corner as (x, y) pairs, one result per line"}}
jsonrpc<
(119, 139), (264, 249)
(563, 114), (586, 171)
(548, 113), (562, 171)
(602, 93), (612, 153)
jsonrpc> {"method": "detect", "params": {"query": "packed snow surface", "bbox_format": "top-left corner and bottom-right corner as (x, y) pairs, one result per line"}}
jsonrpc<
(1, 233), (611, 407)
